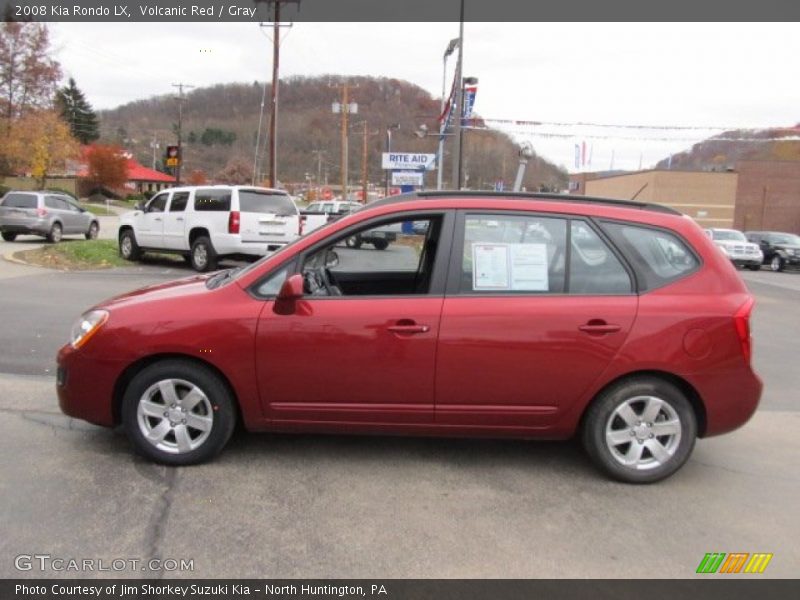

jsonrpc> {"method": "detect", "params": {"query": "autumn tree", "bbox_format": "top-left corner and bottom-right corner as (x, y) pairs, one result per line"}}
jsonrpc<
(56, 77), (99, 144)
(6, 110), (79, 188)
(0, 22), (61, 132)
(86, 144), (129, 190)
(215, 157), (252, 184)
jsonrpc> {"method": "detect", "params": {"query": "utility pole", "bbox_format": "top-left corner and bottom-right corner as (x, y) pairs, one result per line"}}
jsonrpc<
(450, 0), (465, 189)
(150, 133), (159, 170)
(331, 81), (357, 201)
(361, 122), (369, 204)
(172, 82), (194, 185)
(311, 149), (325, 198)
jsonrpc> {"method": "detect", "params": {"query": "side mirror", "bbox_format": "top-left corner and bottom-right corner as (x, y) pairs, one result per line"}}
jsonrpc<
(274, 274), (304, 315)
(135, 201), (145, 211)
(277, 274), (304, 300)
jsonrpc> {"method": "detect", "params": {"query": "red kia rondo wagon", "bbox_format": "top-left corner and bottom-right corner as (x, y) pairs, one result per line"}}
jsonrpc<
(57, 192), (762, 483)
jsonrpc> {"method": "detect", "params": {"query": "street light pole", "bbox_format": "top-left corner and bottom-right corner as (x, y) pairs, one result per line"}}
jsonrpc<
(437, 38), (459, 190)
(450, 0), (465, 189)
(384, 123), (399, 197)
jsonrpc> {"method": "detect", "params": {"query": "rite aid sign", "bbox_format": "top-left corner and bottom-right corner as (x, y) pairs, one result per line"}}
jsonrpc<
(381, 153), (436, 171)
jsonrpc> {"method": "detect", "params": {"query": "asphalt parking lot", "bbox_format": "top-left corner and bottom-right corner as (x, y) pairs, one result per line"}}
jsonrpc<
(0, 238), (798, 578)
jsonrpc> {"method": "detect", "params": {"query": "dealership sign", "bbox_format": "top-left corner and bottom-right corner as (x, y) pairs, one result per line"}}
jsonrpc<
(381, 153), (436, 171)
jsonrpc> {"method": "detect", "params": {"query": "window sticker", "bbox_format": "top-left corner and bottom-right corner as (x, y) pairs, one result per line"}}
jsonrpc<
(472, 243), (548, 291)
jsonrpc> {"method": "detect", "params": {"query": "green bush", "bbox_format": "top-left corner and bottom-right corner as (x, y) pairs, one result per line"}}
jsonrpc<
(0, 185), (11, 197)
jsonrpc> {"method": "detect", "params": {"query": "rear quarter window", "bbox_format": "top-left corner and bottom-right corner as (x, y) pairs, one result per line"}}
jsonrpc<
(1, 193), (37, 208)
(194, 189), (232, 212)
(238, 191), (296, 216)
(601, 221), (700, 291)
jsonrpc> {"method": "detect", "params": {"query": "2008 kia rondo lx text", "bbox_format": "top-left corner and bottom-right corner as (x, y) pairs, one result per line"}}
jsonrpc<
(57, 192), (762, 483)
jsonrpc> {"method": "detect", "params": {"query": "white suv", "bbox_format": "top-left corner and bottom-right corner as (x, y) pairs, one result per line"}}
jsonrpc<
(118, 185), (300, 271)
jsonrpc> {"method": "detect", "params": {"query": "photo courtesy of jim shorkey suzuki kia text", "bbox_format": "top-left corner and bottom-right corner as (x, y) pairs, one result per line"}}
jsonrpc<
(24, 4), (260, 18)
(14, 584), (389, 597)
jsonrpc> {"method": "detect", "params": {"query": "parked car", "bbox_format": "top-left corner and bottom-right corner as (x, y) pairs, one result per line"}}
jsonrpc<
(744, 231), (800, 272)
(58, 192), (761, 483)
(300, 200), (361, 234)
(0, 191), (99, 243)
(703, 228), (763, 270)
(117, 185), (300, 272)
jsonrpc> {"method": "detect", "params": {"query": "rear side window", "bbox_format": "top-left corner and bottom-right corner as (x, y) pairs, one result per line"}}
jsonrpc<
(570, 221), (632, 294)
(602, 222), (699, 291)
(194, 189), (231, 212)
(2, 193), (37, 208)
(169, 192), (189, 212)
(238, 190), (295, 216)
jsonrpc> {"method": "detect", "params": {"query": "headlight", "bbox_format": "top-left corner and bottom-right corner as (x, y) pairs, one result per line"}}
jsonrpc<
(785, 249), (795, 256)
(69, 310), (109, 349)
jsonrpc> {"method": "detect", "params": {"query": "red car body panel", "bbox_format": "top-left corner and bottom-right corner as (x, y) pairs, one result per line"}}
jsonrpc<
(57, 195), (762, 441)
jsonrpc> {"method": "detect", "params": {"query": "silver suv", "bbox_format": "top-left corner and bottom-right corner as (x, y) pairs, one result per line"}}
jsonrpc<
(0, 191), (99, 243)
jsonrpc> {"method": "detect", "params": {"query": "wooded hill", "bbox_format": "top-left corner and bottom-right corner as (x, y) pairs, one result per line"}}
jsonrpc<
(656, 126), (800, 171)
(98, 76), (567, 191)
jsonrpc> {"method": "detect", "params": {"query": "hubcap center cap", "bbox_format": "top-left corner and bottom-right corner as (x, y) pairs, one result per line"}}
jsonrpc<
(633, 424), (650, 439)
(167, 407), (183, 423)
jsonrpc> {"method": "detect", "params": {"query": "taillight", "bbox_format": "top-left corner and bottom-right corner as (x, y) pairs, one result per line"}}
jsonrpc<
(299, 215), (306, 236)
(228, 211), (240, 234)
(36, 208), (48, 217)
(734, 297), (755, 364)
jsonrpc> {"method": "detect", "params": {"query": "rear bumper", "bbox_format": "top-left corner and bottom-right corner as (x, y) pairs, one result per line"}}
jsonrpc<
(701, 367), (763, 437)
(213, 234), (294, 257)
(0, 218), (50, 235)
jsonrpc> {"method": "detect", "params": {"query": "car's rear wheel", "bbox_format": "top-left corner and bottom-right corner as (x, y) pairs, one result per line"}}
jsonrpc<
(345, 235), (362, 249)
(190, 236), (218, 272)
(770, 255), (784, 272)
(119, 229), (141, 261)
(47, 223), (62, 243)
(1, 232), (17, 241)
(122, 360), (236, 465)
(582, 377), (697, 483)
(373, 239), (389, 250)
(85, 221), (99, 240)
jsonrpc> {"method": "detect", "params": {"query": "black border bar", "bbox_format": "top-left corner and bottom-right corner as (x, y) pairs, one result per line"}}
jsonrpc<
(3, 0), (800, 22)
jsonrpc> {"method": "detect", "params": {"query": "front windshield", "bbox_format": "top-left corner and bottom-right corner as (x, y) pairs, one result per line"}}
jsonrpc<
(712, 230), (746, 242)
(772, 233), (800, 245)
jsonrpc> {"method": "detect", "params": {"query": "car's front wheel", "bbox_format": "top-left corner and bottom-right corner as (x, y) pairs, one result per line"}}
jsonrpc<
(582, 377), (697, 483)
(770, 255), (784, 272)
(746, 265), (761, 271)
(190, 236), (218, 272)
(85, 221), (99, 240)
(1, 232), (17, 241)
(119, 229), (141, 261)
(373, 239), (389, 250)
(122, 360), (236, 465)
(345, 235), (362, 249)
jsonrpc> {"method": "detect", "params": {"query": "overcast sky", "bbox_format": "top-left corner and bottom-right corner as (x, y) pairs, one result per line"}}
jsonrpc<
(50, 22), (800, 173)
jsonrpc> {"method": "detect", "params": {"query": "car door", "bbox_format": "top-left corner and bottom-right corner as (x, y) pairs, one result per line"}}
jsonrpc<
(137, 192), (169, 248)
(162, 191), (190, 249)
(435, 212), (638, 429)
(45, 196), (74, 232)
(63, 198), (89, 233)
(254, 211), (454, 425)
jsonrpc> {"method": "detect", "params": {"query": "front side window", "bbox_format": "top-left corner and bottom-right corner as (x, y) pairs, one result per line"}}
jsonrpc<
(300, 215), (442, 296)
(602, 221), (699, 291)
(194, 189), (231, 212)
(146, 193), (168, 213)
(461, 214), (567, 293)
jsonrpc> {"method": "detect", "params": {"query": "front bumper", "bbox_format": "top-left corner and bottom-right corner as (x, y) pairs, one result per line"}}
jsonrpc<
(57, 343), (125, 428)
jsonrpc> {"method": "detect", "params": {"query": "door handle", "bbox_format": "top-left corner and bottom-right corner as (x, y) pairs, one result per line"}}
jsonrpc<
(387, 323), (430, 335)
(154, 217), (162, 221)
(176, 217), (184, 221)
(579, 321), (621, 335)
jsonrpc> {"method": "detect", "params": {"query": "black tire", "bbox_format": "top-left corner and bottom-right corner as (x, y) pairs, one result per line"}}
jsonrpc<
(47, 222), (62, 243)
(345, 235), (362, 249)
(581, 376), (697, 484)
(1, 232), (17, 242)
(746, 265), (761, 271)
(373, 239), (389, 250)
(121, 359), (236, 466)
(190, 236), (218, 272)
(770, 255), (784, 272)
(119, 229), (142, 261)
(85, 221), (99, 240)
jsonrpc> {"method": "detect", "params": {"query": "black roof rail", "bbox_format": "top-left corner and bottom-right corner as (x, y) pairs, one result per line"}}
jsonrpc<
(368, 190), (681, 216)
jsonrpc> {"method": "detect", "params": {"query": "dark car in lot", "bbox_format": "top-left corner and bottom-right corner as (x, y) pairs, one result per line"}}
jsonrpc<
(0, 191), (99, 242)
(57, 192), (762, 483)
(744, 231), (800, 272)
